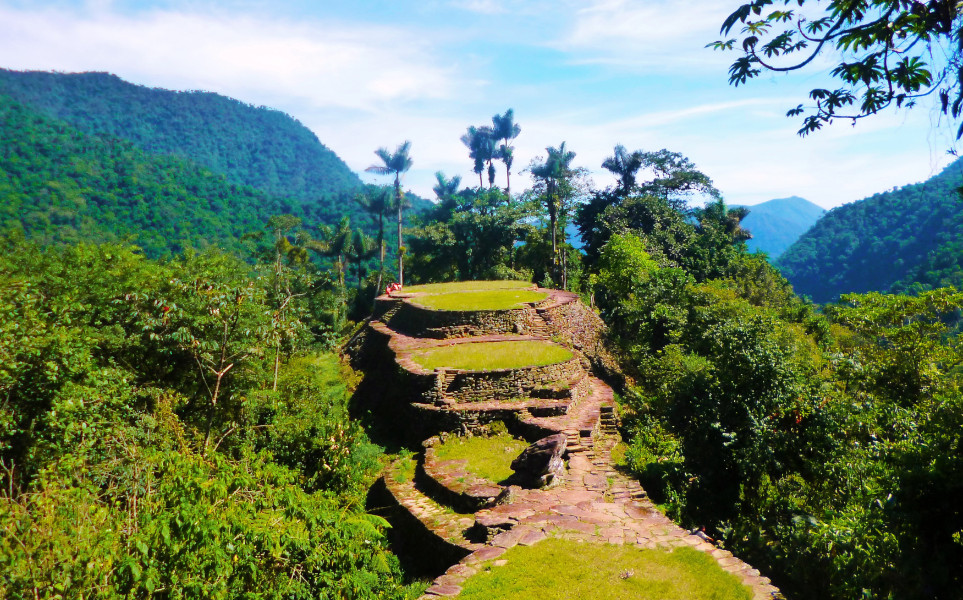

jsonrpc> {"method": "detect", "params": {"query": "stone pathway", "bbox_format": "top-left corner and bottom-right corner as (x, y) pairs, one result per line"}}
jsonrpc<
(355, 288), (782, 600)
(419, 417), (782, 599)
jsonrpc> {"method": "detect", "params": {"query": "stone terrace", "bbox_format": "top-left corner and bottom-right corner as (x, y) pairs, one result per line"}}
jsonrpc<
(350, 284), (783, 599)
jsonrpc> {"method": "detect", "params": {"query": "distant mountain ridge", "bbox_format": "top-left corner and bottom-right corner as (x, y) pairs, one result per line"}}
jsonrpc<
(735, 196), (825, 259)
(0, 95), (284, 258)
(776, 158), (963, 302)
(0, 69), (365, 226)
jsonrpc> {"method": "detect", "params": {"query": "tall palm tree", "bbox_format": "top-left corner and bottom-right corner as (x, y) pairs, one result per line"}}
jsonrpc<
(531, 142), (577, 270)
(354, 186), (392, 299)
(460, 126), (495, 188)
(491, 109), (521, 194)
(365, 141), (413, 286)
(601, 144), (644, 197)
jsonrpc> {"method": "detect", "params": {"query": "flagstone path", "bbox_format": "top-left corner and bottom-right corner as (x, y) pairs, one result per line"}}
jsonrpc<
(353, 286), (783, 600)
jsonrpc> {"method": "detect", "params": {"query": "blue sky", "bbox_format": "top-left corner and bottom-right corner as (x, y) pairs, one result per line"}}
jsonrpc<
(1, 0), (959, 207)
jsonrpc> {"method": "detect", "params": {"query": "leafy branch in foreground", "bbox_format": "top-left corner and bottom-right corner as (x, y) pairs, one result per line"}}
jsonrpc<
(710, 0), (962, 136)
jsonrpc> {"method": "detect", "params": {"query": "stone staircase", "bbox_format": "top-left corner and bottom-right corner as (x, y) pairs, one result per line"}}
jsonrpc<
(351, 286), (783, 600)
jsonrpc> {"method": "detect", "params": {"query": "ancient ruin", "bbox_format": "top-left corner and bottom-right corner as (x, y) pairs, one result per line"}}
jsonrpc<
(348, 282), (782, 599)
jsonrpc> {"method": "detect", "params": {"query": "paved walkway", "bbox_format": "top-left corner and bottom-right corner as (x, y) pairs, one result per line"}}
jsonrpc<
(417, 379), (782, 600)
(364, 291), (782, 600)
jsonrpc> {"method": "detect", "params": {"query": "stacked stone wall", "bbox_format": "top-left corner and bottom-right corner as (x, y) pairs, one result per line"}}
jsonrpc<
(368, 474), (472, 576)
(542, 300), (623, 383)
(389, 301), (542, 339)
(440, 357), (584, 403)
(417, 440), (505, 514)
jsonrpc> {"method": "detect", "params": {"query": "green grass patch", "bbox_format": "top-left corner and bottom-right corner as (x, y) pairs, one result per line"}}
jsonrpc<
(458, 539), (753, 600)
(410, 289), (547, 311)
(411, 340), (573, 371)
(435, 432), (529, 483)
(403, 280), (532, 294)
(391, 452), (416, 483)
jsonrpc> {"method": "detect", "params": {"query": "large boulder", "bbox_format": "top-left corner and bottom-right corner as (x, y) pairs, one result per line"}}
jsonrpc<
(510, 433), (567, 488)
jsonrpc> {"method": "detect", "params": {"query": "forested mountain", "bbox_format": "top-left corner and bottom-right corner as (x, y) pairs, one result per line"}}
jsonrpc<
(736, 196), (825, 259)
(777, 159), (963, 302)
(0, 94), (293, 257)
(0, 68), (364, 224)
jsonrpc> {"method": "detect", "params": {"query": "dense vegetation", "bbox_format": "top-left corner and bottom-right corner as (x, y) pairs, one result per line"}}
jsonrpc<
(3, 73), (963, 600)
(0, 69), (363, 221)
(777, 157), (963, 302)
(0, 95), (291, 258)
(0, 230), (421, 598)
(593, 238), (963, 599)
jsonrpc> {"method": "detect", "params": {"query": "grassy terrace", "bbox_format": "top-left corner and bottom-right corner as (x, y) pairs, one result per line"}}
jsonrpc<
(402, 280), (532, 294)
(410, 289), (547, 311)
(411, 340), (572, 371)
(435, 431), (529, 483)
(458, 539), (752, 600)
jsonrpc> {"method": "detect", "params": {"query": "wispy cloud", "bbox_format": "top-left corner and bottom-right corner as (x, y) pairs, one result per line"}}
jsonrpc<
(552, 0), (733, 69)
(450, 0), (507, 15)
(0, 5), (459, 112)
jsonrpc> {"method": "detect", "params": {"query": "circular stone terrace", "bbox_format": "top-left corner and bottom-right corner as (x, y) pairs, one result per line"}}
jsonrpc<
(352, 280), (783, 600)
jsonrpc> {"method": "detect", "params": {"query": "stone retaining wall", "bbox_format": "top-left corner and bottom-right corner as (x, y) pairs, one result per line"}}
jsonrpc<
(389, 301), (543, 339)
(408, 403), (566, 440)
(437, 356), (585, 403)
(541, 298), (623, 383)
(367, 474), (473, 577)
(418, 438), (506, 514)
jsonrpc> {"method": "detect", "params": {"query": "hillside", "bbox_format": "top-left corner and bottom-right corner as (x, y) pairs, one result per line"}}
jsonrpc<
(736, 196), (825, 259)
(776, 159), (963, 302)
(0, 68), (364, 225)
(0, 94), (288, 257)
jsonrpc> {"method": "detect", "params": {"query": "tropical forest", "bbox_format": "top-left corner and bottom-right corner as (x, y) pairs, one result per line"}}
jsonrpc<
(2, 2), (963, 600)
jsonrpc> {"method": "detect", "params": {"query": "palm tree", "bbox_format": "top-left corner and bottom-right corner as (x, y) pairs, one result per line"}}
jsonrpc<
(354, 186), (392, 299)
(307, 216), (352, 289)
(460, 126), (495, 188)
(531, 142), (577, 272)
(433, 171), (462, 200)
(365, 141), (413, 286)
(601, 144), (644, 197)
(346, 228), (378, 289)
(491, 109), (521, 194)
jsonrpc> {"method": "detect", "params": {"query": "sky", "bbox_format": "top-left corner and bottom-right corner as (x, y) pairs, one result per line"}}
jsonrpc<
(1, 0), (960, 208)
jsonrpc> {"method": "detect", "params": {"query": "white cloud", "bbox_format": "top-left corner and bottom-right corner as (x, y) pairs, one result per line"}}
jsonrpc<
(0, 5), (458, 112)
(450, 0), (507, 15)
(554, 0), (733, 69)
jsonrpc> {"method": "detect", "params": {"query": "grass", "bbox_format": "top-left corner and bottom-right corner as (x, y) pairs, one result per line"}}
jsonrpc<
(402, 280), (532, 294)
(457, 539), (753, 600)
(410, 289), (547, 311)
(411, 340), (573, 371)
(435, 432), (529, 483)
(391, 451), (416, 483)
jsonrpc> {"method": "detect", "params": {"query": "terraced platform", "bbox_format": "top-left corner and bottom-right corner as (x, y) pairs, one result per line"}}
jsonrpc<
(349, 282), (782, 599)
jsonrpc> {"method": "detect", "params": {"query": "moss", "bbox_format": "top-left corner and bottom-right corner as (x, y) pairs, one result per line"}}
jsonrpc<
(410, 289), (547, 311)
(435, 431), (529, 483)
(411, 340), (573, 371)
(458, 539), (753, 600)
(403, 280), (532, 294)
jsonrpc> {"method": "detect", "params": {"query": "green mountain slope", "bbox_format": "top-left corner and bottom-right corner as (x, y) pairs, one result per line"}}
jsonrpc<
(776, 159), (963, 302)
(736, 196), (825, 259)
(0, 94), (287, 258)
(0, 68), (363, 224)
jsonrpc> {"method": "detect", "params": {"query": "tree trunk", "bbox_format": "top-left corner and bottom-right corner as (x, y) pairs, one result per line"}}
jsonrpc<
(373, 213), (385, 308)
(395, 174), (404, 287)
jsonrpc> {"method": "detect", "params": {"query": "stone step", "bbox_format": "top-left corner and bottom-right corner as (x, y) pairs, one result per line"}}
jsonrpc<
(382, 460), (483, 553)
